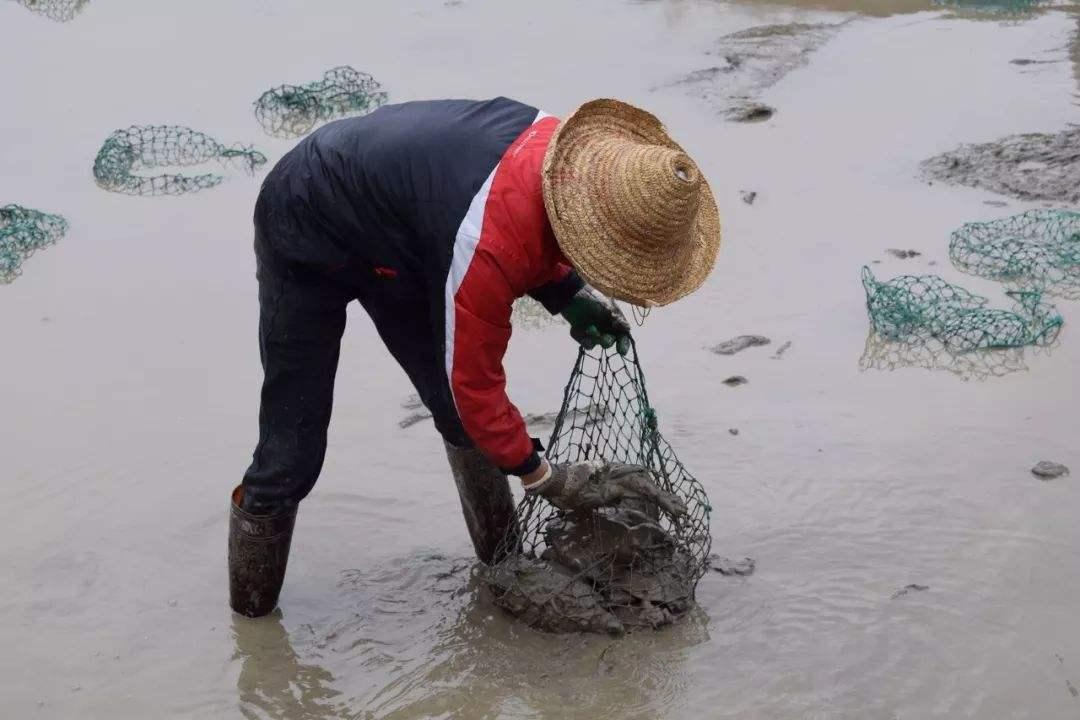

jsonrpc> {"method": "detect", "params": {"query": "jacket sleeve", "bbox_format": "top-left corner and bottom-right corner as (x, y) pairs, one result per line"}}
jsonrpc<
(527, 264), (584, 315)
(448, 247), (540, 476)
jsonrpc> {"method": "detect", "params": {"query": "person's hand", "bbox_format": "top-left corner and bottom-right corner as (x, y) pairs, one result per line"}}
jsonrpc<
(560, 285), (631, 355)
(524, 460), (686, 517)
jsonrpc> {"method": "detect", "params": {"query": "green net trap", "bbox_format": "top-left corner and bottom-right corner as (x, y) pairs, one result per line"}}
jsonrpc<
(861, 266), (1062, 353)
(485, 342), (712, 634)
(16, 0), (88, 22)
(934, 0), (1045, 13)
(0, 204), (67, 284)
(93, 126), (267, 197)
(949, 209), (1080, 300)
(254, 66), (389, 139)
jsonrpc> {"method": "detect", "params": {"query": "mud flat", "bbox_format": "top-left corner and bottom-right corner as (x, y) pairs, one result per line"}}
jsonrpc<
(655, 22), (846, 120)
(922, 127), (1080, 204)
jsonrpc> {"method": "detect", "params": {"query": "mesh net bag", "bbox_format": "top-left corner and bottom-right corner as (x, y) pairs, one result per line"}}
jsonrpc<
(484, 342), (712, 634)
(16, 0), (88, 22)
(93, 126), (267, 197)
(254, 66), (389, 139)
(0, 204), (68, 284)
(949, 209), (1080, 300)
(861, 266), (1062, 353)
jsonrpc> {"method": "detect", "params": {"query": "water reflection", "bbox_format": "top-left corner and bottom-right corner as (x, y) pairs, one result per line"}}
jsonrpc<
(233, 553), (710, 718)
(232, 611), (345, 720)
(858, 330), (1041, 380)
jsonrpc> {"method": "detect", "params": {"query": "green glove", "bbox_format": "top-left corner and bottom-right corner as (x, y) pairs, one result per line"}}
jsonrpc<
(560, 285), (632, 356)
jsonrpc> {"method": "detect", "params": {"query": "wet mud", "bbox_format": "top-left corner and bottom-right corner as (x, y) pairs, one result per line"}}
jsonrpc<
(709, 555), (757, 576)
(771, 340), (793, 359)
(485, 501), (698, 635)
(1032, 460), (1069, 479)
(710, 334), (771, 355)
(654, 22), (845, 120)
(891, 583), (930, 599)
(6, 2), (1080, 718)
(922, 126), (1080, 204)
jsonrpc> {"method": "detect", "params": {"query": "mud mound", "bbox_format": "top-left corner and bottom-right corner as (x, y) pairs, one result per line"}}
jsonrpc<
(655, 22), (845, 120)
(922, 127), (1080, 204)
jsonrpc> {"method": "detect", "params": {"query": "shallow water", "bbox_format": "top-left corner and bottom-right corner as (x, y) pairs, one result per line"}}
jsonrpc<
(2, 0), (1080, 718)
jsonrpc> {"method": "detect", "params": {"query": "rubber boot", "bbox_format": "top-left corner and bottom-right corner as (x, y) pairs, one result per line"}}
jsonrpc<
(228, 485), (297, 617)
(443, 441), (519, 565)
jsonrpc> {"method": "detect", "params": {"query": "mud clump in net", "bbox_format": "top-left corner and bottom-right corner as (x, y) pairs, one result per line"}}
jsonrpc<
(254, 66), (389, 139)
(17, 0), (88, 22)
(861, 266), (1062, 354)
(949, 210), (1080, 300)
(0, 205), (68, 284)
(485, 343), (712, 634)
(93, 126), (267, 196)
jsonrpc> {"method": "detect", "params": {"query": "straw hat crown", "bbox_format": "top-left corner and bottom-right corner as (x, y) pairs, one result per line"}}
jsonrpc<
(542, 99), (721, 307)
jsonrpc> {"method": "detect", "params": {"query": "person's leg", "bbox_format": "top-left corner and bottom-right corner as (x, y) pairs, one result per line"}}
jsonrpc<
(230, 248), (350, 618)
(241, 262), (349, 511)
(442, 440), (519, 564)
(358, 282), (517, 564)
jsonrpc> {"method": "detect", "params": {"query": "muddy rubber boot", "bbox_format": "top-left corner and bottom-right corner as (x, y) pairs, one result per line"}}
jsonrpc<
(443, 442), (519, 565)
(228, 485), (297, 618)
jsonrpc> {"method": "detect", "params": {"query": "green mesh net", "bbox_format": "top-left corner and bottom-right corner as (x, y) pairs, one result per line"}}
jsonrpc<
(949, 210), (1080, 299)
(93, 126), (267, 196)
(16, 0), (88, 22)
(934, 0), (1045, 12)
(485, 343), (712, 634)
(254, 66), (389, 139)
(861, 266), (1062, 353)
(0, 204), (67, 284)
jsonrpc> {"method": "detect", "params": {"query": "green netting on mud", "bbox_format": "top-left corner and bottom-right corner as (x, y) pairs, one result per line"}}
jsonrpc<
(16, 0), (88, 22)
(254, 66), (389, 139)
(485, 343), (712, 634)
(861, 266), (1062, 353)
(934, 0), (1045, 12)
(950, 210), (1080, 300)
(0, 204), (67, 284)
(93, 126), (267, 196)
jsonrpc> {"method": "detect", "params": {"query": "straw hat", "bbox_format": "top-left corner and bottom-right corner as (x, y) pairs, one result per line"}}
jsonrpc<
(541, 98), (721, 307)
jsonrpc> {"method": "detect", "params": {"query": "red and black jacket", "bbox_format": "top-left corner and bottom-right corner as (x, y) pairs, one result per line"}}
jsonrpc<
(260, 97), (581, 475)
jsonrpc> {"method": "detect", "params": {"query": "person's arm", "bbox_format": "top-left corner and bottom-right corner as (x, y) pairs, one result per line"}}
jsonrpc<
(527, 263), (584, 315)
(447, 249), (540, 477)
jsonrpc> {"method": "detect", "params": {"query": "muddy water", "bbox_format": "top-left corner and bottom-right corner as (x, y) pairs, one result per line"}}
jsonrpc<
(2, 0), (1080, 718)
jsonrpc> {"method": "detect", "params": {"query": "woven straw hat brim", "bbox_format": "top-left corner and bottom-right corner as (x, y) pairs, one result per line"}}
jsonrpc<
(542, 99), (721, 307)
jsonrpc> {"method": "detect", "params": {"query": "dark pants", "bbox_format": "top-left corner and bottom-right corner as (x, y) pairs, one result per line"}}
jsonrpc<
(242, 222), (470, 513)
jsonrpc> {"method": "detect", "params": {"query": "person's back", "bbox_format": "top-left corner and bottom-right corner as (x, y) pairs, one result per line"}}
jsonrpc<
(258, 96), (543, 280)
